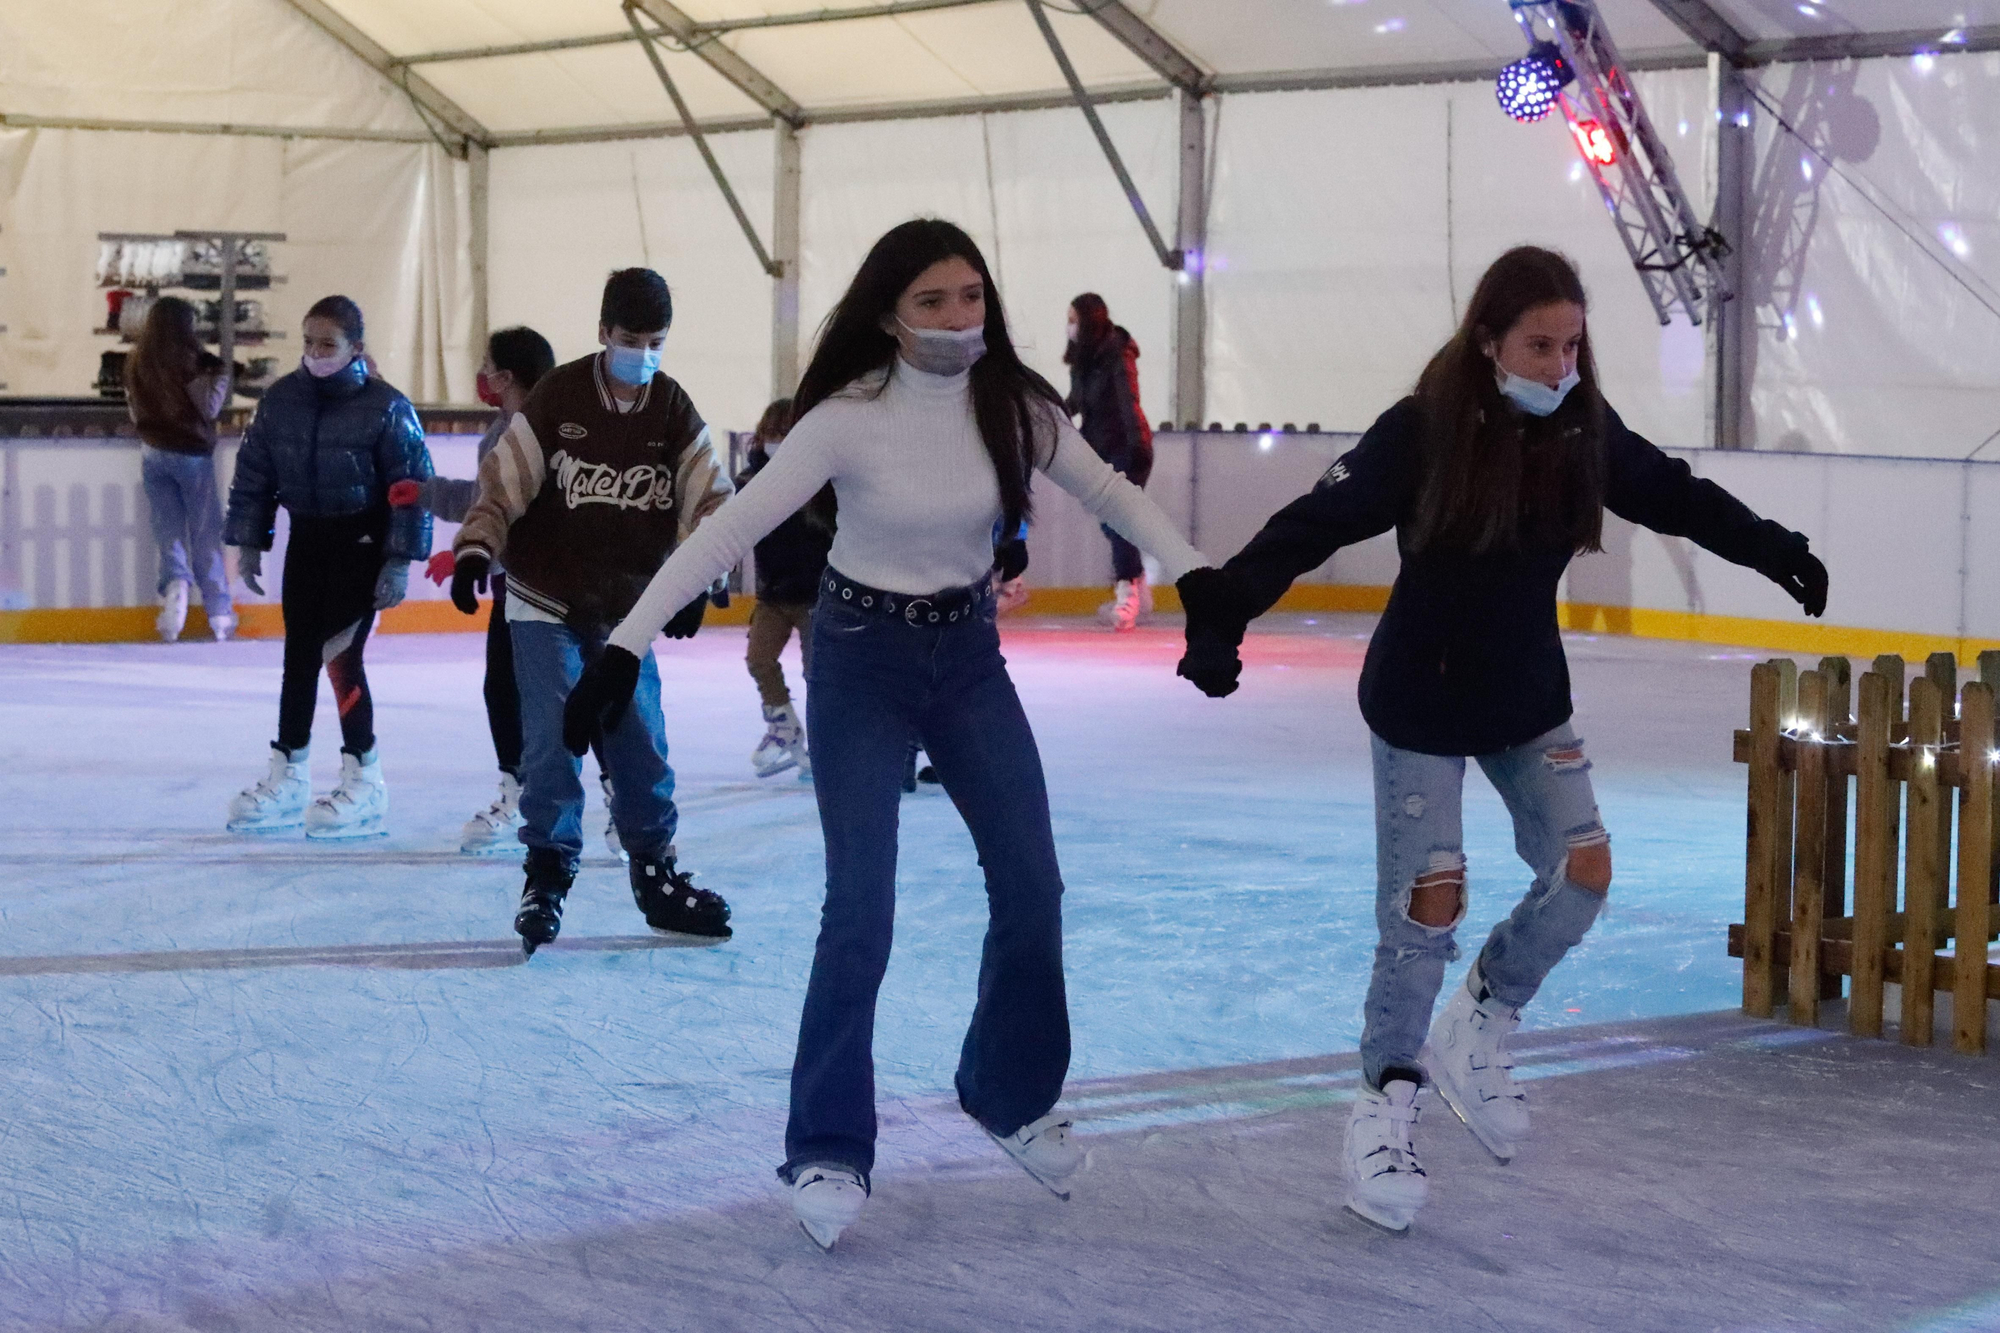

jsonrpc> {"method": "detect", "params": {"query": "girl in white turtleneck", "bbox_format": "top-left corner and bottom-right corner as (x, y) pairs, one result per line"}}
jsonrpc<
(564, 220), (1212, 1251)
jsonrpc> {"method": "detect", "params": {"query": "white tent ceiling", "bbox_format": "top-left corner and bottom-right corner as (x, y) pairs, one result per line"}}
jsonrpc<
(7, 1), (1989, 150)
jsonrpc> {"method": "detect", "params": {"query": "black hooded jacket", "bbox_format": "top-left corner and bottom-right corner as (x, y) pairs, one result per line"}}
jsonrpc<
(1064, 326), (1153, 476)
(739, 450), (833, 606)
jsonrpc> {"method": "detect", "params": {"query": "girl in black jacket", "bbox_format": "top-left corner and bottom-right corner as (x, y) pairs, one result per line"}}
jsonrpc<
(741, 397), (833, 779)
(1064, 293), (1154, 629)
(1176, 247), (1827, 1234)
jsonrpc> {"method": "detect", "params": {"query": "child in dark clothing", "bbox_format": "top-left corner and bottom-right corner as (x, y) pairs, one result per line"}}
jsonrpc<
(740, 398), (833, 779)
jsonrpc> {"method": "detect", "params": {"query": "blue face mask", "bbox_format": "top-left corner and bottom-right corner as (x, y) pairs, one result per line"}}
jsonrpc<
(604, 343), (661, 387)
(1497, 367), (1580, 417)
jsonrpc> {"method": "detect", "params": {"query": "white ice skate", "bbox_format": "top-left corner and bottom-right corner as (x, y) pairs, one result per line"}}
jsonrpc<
(304, 749), (387, 840)
(791, 1163), (867, 1251)
(207, 611), (238, 643)
(1422, 974), (1530, 1163)
(157, 579), (190, 643)
(982, 1111), (1080, 1200)
(751, 703), (808, 779)
(600, 773), (628, 863)
(226, 745), (310, 833)
(460, 772), (524, 854)
(1343, 1077), (1428, 1233)
(1098, 578), (1144, 632)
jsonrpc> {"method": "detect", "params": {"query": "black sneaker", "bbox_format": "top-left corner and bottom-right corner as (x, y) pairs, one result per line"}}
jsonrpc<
(630, 852), (732, 939)
(516, 847), (576, 957)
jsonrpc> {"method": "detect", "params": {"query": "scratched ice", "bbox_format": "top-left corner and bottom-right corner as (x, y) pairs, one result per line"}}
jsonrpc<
(0, 615), (1785, 1325)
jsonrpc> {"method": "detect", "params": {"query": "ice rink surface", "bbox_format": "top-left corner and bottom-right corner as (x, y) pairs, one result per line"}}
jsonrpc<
(4, 614), (1997, 1331)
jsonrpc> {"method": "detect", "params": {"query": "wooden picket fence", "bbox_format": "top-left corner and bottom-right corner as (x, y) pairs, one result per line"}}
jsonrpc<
(1728, 651), (2000, 1052)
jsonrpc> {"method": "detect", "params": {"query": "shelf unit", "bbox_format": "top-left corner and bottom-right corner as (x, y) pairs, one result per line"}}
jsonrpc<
(94, 230), (288, 401)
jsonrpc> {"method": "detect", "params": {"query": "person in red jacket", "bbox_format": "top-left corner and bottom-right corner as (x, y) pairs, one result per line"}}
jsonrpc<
(1063, 293), (1154, 630)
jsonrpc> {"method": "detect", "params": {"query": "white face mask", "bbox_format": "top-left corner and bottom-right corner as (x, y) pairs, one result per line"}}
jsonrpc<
(604, 344), (661, 387)
(895, 317), (986, 377)
(302, 352), (352, 379)
(1497, 367), (1580, 417)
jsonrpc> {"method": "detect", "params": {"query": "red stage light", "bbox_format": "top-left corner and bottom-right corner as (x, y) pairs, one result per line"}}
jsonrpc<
(1570, 118), (1618, 166)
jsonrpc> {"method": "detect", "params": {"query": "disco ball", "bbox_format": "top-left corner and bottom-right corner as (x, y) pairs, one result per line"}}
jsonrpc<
(1496, 44), (1570, 123)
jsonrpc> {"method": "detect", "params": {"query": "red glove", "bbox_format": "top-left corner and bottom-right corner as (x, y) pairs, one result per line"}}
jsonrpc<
(388, 478), (424, 508)
(424, 550), (456, 585)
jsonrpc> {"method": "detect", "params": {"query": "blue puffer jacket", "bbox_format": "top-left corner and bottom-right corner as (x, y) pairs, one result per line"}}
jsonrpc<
(224, 358), (433, 560)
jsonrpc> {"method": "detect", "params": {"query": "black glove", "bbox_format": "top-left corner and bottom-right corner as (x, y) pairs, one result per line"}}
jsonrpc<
(450, 550), (491, 616)
(1760, 530), (1828, 618)
(564, 645), (641, 756)
(662, 593), (708, 640)
(995, 538), (1029, 582)
(1175, 567), (1252, 699)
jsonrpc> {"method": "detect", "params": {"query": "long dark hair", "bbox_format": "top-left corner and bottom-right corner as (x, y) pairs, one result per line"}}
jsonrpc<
(793, 219), (1059, 535)
(1063, 292), (1112, 364)
(1407, 246), (1606, 556)
(124, 296), (210, 438)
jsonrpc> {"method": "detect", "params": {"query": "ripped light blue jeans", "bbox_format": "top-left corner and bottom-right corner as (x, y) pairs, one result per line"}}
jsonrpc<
(1363, 722), (1609, 1090)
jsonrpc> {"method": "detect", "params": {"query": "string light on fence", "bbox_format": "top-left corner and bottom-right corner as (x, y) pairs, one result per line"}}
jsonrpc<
(1495, 42), (1571, 123)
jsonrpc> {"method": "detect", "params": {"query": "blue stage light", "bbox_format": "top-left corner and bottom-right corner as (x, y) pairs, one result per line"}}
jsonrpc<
(1496, 43), (1571, 123)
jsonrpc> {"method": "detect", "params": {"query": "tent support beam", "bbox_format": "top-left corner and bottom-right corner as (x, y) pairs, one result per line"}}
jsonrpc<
(625, 6), (781, 277)
(280, 0), (490, 151)
(1172, 89), (1207, 427)
(772, 120), (803, 398)
(1023, 0), (1181, 270)
(1706, 55), (1751, 450)
(469, 141), (491, 372)
(1084, 2), (1208, 93)
(1643, 0), (1750, 63)
(625, 0), (806, 126)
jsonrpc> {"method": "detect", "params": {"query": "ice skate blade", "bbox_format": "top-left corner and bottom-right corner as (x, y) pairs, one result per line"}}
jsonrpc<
(981, 1128), (1074, 1201)
(753, 756), (799, 779)
(1426, 1071), (1519, 1165)
(305, 823), (388, 841)
(798, 1217), (843, 1251)
(225, 818), (303, 835)
(459, 839), (519, 856)
(646, 923), (733, 944)
(1343, 1199), (1414, 1236)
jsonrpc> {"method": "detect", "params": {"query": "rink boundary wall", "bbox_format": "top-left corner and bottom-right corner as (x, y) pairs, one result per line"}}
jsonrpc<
(7, 588), (1996, 663)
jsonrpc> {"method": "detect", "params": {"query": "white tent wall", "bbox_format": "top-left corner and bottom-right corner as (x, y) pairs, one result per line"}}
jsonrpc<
(486, 131), (777, 430)
(0, 129), (476, 406)
(1204, 69), (1715, 451)
(1743, 50), (2000, 459)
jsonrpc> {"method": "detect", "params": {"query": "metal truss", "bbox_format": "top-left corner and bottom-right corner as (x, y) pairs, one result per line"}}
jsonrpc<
(1512, 0), (1728, 325)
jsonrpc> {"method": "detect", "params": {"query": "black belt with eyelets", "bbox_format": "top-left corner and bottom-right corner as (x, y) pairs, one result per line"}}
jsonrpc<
(820, 567), (991, 627)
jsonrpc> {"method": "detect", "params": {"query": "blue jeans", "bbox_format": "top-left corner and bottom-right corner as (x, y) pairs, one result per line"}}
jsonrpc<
(782, 577), (1069, 1185)
(1363, 722), (1609, 1089)
(510, 619), (677, 868)
(140, 446), (232, 617)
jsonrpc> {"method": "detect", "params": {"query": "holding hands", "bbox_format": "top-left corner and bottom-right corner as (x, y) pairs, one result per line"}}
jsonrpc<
(1175, 567), (1254, 699)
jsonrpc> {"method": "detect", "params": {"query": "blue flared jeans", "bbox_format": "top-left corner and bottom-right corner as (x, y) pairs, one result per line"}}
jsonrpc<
(1363, 722), (1610, 1090)
(782, 575), (1070, 1186)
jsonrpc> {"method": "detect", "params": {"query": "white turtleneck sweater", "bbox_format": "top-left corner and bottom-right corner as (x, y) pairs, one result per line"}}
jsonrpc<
(608, 359), (1207, 656)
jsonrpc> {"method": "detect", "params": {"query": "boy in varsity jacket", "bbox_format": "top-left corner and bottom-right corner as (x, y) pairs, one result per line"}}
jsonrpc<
(449, 268), (735, 955)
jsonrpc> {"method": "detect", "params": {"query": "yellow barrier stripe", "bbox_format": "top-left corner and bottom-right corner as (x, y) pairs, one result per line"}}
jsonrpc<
(4, 586), (1993, 660)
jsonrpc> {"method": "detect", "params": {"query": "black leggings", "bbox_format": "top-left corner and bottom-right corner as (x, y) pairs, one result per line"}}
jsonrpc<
(277, 515), (383, 756)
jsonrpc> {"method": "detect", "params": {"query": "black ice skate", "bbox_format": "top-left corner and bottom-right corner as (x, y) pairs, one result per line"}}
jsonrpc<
(515, 848), (576, 957)
(629, 851), (731, 939)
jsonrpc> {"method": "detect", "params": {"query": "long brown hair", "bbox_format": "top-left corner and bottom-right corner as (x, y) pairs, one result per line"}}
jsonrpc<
(1407, 246), (1605, 556)
(124, 296), (212, 444)
(793, 219), (1058, 537)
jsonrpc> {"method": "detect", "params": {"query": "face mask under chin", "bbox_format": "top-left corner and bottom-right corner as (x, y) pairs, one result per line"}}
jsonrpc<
(1496, 366), (1581, 417)
(895, 318), (986, 377)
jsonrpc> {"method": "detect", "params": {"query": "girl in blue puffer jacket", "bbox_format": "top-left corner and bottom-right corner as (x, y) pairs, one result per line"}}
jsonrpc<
(222, 294), (433, 839)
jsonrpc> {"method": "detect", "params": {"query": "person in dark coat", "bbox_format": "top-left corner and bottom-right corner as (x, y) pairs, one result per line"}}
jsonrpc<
(1063, 292), (1154, 629)
(1176, 246), (1829, 1235)
(222, 294), (433, 839)
(740, 397), (834, 779)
